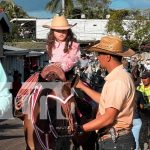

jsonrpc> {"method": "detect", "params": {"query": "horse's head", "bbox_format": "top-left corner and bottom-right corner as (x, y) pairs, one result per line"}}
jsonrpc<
(29, 64), (77, 138)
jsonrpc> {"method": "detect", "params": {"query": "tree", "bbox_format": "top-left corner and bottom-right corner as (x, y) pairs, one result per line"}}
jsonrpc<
(106, 9), (150, 52)
(0, 1), (31, 42)
(0, 1), (29, 19)
(45, 0), (111, 18)
(45, 0), (74, 17)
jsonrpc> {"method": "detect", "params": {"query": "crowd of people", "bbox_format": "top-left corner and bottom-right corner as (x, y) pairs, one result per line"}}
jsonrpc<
(0, 14), (150, 150)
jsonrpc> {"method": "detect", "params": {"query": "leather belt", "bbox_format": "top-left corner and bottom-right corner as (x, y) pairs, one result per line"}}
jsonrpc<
(99, 129), (130, 141)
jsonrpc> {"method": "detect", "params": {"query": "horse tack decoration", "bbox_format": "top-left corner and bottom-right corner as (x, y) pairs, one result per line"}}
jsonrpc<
(14, 64), (66, 117)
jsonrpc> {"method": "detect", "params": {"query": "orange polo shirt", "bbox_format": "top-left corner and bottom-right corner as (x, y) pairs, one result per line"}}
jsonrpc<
(99, 65), (135, 131)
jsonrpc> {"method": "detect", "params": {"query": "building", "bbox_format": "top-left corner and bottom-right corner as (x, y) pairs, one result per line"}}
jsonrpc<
(0, 11), (12, 57)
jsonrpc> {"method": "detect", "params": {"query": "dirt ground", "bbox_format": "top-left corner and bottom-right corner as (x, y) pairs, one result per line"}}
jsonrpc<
(0, 111), (150, 150)
(0, 118), (26, 150)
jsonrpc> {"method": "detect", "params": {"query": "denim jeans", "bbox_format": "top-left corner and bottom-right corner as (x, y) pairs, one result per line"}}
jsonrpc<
(132, 118), (142, 150)
(98, 132), (135, 150)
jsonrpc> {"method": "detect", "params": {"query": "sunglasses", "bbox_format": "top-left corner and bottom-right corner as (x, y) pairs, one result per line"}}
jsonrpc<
(94, 52), (107, 57)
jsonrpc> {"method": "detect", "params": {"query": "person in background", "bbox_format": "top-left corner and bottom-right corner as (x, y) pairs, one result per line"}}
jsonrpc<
(137, 70), (150, 105)
(0, 61), (12, 117)
(73, 35), (136, 149)
(144, 59), (150, 71)
(79, 54), (89, 71)
(132, 90), (145, 150)
(131, 72), (145, 150)
(43, 14), (81, 80)
(12, 70), (22, 100)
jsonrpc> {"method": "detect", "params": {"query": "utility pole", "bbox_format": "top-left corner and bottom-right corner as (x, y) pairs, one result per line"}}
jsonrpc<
(62, 0), (65, 15)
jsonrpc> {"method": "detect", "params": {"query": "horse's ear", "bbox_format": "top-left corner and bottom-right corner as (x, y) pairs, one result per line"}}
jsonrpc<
(71, 74), (80, 88)
(38, 74), (47, 82)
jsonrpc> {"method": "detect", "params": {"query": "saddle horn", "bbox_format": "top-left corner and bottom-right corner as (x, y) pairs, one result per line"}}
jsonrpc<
(40, 63), (66, 82)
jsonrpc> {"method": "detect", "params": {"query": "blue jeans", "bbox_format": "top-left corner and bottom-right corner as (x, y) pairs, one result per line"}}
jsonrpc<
(98, 132), (135, 150)
(132, 118), (142, 150)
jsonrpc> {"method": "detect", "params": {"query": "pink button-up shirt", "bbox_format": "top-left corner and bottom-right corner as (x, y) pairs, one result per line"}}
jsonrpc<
(50, 41), (80, 72)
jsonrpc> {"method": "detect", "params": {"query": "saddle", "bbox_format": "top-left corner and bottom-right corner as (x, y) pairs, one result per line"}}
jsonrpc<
(14, 63), (66, 118)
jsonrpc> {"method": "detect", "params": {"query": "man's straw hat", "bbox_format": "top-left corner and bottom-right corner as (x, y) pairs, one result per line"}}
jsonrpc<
(42, 15), (76, 30)
(88, 35), (135, 57)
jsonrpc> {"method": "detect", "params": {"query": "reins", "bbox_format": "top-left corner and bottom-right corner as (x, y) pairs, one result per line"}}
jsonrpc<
(29, 82), (76, 150)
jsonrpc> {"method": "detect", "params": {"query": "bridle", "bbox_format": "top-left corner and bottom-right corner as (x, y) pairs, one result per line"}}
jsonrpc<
(29, 82), (76, 150)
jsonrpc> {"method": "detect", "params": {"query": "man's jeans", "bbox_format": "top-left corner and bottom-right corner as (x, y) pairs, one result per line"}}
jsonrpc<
(132, 118), (142, 150)
(98, 132), (135, 150)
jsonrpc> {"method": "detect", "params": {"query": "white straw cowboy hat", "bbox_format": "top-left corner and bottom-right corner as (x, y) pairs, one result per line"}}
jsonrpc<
(42, 15), (76, 30)
(88, 35), (135, 57)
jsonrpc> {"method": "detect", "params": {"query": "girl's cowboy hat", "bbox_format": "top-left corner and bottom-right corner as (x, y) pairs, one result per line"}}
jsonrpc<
(88, 35), (135, 57)
(42, 15), (76, 30)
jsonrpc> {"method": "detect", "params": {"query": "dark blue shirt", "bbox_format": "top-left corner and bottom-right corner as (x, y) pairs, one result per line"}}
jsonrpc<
(134, 90), (145, 119)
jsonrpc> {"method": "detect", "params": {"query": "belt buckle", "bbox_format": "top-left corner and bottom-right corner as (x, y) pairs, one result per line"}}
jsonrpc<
(118, 129), (129, 137)
(99, 134), (111, 141)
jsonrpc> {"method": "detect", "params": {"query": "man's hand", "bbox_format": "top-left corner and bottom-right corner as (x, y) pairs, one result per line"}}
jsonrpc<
(74, 124), (84, 135)
(71, 74), (85, 89)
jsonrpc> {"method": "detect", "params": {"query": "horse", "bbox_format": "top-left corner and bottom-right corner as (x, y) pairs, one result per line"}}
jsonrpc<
(14, 64), (97, 150)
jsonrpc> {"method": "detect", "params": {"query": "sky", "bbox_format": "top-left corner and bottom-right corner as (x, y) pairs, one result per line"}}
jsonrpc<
(12, 0), (150, 19)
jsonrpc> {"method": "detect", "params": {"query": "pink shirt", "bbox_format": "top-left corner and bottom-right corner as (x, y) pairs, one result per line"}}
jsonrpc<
(50, 41), (80, 72)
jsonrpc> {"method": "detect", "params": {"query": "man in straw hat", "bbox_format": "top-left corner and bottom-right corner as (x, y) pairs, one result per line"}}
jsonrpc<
(74, 35), (136, 149)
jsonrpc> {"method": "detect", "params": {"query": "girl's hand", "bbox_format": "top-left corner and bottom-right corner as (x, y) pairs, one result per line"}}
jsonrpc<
(15, 98), (23, 110)
(54, 62), (62, 68)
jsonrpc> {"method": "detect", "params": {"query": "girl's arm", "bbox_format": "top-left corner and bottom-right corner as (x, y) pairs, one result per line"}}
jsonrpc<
(61, 44), (81, 72)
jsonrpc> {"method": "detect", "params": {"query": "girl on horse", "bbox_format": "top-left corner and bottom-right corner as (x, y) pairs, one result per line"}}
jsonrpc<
(43, 14), (81, 80)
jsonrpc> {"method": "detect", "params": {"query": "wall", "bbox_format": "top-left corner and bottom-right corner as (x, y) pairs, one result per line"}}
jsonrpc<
(36, 19), (108, 41)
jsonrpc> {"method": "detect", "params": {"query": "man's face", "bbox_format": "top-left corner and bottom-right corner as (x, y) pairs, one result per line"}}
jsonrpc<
(96, 53), (107, 69)
(142, 77), (150, 86)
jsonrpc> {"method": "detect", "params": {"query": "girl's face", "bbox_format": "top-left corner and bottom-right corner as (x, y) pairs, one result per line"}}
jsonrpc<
(53, 29), (68, 42)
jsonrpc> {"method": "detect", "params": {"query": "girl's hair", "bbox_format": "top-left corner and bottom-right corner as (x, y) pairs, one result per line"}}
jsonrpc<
(46, 29), (77, 58)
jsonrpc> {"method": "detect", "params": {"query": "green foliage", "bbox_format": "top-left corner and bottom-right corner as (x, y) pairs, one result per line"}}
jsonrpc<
(106, 9), (150, 52)
(0, 1), (29, 19)
(45, 0), (111, 19)
(107, 10), (130, 36)
(45, 0), (74, 17)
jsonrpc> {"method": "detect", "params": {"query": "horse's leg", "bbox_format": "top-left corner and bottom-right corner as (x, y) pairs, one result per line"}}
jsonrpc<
(24, 115), (35, 150)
